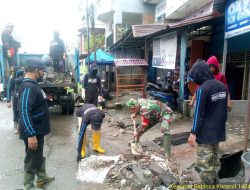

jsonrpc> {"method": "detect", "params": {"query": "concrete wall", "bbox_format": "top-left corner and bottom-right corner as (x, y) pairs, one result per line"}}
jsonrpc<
(182, 100), (248, 119)
(228, 100), (248, 118)
(113, 0), (155, 16)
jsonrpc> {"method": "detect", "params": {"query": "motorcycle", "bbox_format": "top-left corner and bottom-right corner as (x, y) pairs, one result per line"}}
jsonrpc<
(146, 72), (173, 93)
(173, 73), (190, 101)
(147, 71), (188, 110)
(147, 90), (178, 109)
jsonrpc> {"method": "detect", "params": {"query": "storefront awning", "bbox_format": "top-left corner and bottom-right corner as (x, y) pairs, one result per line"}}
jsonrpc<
(114, 59), (148, 67)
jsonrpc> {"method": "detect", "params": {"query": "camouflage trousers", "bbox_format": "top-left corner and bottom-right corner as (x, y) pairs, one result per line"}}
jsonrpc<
(196, 144), (221, 184)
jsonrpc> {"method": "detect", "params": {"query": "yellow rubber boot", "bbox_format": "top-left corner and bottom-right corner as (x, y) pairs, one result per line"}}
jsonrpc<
(92, 130), (105, 153)
(81, 133), (87, 158)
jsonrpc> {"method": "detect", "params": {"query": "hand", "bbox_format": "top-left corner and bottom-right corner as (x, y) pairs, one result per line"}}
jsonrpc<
(188, 133), (196, 147)
(228, 102), (232, 112)
(28, 136), (38, 150)
(98, 96), (104, 102)
(131, 113), (136, 119)
(189, 100), (194, 108)
(7, 102), (11, 108)
(63, 53), (66, 60)
(133, 132), (138, 138)
(7, 50), (12, 57)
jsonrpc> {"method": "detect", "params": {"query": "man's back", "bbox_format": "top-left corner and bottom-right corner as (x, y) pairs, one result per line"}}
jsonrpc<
(188, 59), (228, 144)
(195, 79), (227, 144)
(49, 38), (65, 60)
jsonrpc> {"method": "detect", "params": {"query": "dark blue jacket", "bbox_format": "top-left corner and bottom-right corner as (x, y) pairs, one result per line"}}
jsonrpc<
(7, 76), (24, 121)
(83, 65), (102, 98)
(188, 59), (228, 144)
(18, 78), (51, 139)
(76, 103), (104, 125)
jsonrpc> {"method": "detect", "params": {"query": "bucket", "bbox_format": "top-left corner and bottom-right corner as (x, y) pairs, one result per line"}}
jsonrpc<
(241, 152), (250, 183)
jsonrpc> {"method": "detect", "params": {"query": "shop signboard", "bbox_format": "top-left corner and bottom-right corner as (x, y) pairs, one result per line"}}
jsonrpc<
(225, 0), (250, 39)
(152, 32), (177, 69)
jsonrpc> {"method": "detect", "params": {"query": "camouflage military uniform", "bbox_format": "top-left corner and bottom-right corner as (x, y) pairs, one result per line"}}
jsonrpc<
(196, 144), (220, 184)
(135, 99), (173, 141)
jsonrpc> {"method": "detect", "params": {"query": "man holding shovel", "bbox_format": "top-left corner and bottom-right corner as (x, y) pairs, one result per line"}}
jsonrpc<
(126, 98), (173, 157)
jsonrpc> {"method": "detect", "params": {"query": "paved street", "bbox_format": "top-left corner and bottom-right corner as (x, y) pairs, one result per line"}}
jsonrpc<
(0, 102), (112, 190)
(0, 100), (247, 189)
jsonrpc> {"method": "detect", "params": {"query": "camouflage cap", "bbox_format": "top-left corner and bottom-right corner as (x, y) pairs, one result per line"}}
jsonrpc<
(126, 98), (139, 108)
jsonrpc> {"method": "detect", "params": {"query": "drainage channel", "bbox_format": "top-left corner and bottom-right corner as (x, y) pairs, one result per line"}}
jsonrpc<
(219, 150), (243, 179)
(153, 131), (190, 146)
(153, 132), (244, 182)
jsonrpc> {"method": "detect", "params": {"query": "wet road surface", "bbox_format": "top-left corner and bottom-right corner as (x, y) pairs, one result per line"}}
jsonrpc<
(0, 102), (112, 190)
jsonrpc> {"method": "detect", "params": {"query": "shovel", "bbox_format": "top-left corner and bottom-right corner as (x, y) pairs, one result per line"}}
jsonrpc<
(130, 116), (143, 155)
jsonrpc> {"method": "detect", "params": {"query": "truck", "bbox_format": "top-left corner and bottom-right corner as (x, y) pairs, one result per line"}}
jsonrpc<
(0, 45), (80, 115)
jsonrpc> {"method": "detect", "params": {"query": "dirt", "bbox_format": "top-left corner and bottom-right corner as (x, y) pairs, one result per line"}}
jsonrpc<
(99, 93), (246, 188)
(88, 160), (116, 170)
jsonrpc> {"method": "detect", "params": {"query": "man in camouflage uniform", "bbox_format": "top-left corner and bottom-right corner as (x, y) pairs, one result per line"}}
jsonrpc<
(126, 98), (173, 143)
(188, 59), (228, 184)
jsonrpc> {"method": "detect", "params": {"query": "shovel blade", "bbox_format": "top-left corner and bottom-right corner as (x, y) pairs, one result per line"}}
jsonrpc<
(131, 142), (143, 155)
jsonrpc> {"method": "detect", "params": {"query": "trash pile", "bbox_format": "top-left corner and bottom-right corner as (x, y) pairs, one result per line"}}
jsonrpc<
(105, 153), (194, 190)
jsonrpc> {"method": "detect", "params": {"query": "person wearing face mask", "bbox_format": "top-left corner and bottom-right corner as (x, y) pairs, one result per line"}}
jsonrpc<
(82, 64), (103, 106)
(18, 58), (55, 190)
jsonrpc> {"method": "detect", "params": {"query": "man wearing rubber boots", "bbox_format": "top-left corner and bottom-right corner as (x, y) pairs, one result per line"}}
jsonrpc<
(126, 98), (173, 157)
(76, 103), (106, 162)
(18, 58), (55, 189)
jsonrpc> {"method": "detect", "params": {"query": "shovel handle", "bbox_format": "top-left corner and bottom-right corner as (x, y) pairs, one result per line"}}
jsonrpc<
(131, 116), (137, 142)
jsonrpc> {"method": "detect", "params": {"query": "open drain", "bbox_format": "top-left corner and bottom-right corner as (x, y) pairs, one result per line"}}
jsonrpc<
(153, 131), (190, 146)
(219, 151), (243, 179)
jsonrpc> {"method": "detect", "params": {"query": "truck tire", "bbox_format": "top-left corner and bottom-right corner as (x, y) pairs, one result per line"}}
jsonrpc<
(61, 101), (68, 114)
(61, 100), (75, 115)
(68, 100), (74, 115)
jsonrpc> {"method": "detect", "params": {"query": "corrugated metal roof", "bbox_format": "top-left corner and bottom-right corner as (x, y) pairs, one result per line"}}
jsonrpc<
(132, 24), (168, 37)
(114, 59), (148, 67)
(109, 29), (145, 50)
(168, 12), (221, 28)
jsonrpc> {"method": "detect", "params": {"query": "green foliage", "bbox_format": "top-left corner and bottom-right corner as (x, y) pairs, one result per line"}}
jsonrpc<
(84, 33), (105, 52)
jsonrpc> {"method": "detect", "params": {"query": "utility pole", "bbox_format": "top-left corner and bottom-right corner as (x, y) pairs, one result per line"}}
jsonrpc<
(86, 0), (90, 69)
(89, 4), (96, 65)
(244, 66), (250, 152)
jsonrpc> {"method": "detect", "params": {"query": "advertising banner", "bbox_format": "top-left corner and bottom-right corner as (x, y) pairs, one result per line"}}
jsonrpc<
(152, 32), (177, 69)
(225, 0), (250, 39)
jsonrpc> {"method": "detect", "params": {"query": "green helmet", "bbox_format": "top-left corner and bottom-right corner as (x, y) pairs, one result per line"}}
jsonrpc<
(126, 98), (139, 108)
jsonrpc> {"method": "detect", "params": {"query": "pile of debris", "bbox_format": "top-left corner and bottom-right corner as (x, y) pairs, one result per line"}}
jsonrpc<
(105, 152), (194, 190)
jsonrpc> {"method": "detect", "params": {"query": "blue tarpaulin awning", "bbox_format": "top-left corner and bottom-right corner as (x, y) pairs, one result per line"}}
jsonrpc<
(85, 49), (114, 65)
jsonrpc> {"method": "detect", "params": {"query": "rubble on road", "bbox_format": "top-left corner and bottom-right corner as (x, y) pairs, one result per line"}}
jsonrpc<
(105, 152), (194, 190)
(100, 92), (195, 189)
